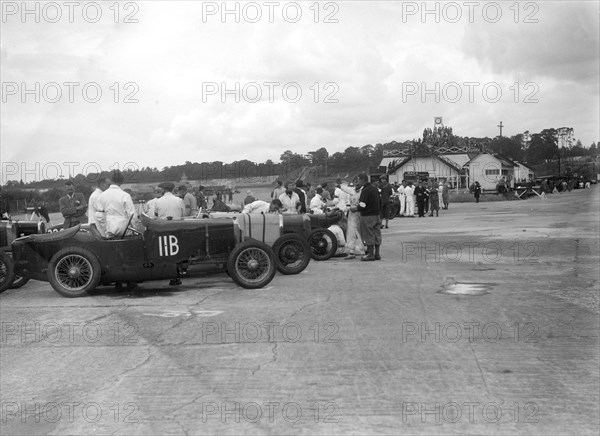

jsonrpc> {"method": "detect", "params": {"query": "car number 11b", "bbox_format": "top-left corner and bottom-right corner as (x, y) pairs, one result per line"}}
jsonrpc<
(158, 235), (179, 256)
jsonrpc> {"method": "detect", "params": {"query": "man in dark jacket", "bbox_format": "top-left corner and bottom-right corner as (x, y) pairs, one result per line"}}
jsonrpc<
(354, 173), (381, 261)
(294, 180), (308, 213)
(59, 181), (88, 228)
(413, 180), (429, 217)
(379, 175), (393, 229)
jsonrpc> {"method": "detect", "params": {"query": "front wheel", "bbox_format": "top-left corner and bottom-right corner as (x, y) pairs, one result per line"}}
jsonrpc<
(388, 204), (399, 220)
(308, 228), (338, 261)
(0, 251), (15, 294)
(272, 233), (311, 275)
(227, 240), (276, 289)
(47, 247), (101, 297)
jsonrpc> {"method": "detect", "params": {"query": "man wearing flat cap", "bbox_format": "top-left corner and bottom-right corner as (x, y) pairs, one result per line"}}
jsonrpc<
(153, 182), (185, 220)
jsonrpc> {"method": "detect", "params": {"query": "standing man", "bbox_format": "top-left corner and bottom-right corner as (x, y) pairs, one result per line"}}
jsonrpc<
(442, 182), (450, 210)
(414, 180), (429, 217)
(404, 181), (415, 217)
(340, 180), (365, 259)
(177, 185), (198, 217)
(397, 180), (407, 217)
(59, 181), (88, 228)
(473, 181), (482, 203)
(354, 173), (381, 261)
(154, 182), (185, 220)
(279, 181), (301, 214)
(196, 186), (208, 211)
(96, 171), (135, 238)
(271, 180), (286, 200)
(145, 185), (164, 217)
(294, 180), (308, 213)
(88, 177), (110, 229)
(379, 175), (393, 229)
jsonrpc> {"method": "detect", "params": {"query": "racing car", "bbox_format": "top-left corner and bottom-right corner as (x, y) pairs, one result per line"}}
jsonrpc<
(9, 215), (280, 297)
(207, 211), (338, 261)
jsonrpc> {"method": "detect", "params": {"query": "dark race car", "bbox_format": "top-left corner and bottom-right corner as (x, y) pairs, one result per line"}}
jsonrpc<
(0, 219), (46, 293)
(10, 215), (278, 297)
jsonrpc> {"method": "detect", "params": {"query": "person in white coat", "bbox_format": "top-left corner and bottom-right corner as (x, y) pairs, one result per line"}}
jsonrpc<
(339, 181), (365, 259)
(404, 182), (415, 217)
(88, 177), (110, 230)
(397, 181), (407, 216)
(96, 171), (135, 238)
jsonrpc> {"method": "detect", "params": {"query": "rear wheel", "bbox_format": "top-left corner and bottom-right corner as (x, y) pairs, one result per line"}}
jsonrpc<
(388, 204), (399, 220)
(308, 228), (338, 261)
(9, 275), (30, 289)
(227, 240), (276, 289)
(272, 233), (311, 275)
(0, 251), (15, 294)
(47, 247), (101, 297)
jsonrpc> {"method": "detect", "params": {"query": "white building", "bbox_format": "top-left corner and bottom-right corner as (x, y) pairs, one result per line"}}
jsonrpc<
(463, 153), (518, 191)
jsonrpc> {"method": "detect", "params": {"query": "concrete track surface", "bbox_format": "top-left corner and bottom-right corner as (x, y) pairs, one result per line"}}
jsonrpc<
(1, 187), (598, 435)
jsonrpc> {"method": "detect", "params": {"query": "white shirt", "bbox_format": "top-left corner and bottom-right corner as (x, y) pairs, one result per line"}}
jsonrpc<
(404, 185), (415, 198)
(333, 187), (350, 212)
(96, 185), (135, 238)
(154, 192), (185, 220)
(87, 188), (103, 228)
(279, 191), (300, 214)
(243, 200), (271, 214)
(309, 194), (325, 214)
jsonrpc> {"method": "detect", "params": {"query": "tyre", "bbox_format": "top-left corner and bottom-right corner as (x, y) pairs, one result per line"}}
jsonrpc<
(9, 275), (30, 289)
(47, 247), (101, 297)
(272, 233), (311, 275)
(308, 228), (338, 261)
(388, 204), (399, 220)
(227, 240), (276, 289)
(0, 251), (15, 294)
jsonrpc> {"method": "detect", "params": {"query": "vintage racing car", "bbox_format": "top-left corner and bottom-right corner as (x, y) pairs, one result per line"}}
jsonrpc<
(9, 215), (280, 297)
(0, 219), (46, 293)
(207, 211), (339, 261)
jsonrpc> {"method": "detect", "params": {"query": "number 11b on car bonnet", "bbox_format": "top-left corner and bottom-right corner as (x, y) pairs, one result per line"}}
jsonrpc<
(158, 235), (179, 256)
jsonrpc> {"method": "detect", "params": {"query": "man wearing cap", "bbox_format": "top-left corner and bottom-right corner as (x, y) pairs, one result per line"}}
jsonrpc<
(353, 173), (382, 261)
(59, 181), (88, 228)
(154, 182), (185, 220)
(96, 171), (135, 238)
(177, 185), (198, 217)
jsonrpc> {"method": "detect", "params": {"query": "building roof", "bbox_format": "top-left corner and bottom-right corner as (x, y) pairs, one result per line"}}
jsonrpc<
(463, 152), (518, 168)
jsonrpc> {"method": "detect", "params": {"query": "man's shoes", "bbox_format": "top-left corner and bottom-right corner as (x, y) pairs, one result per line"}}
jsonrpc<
(126, 282), (138, 290)
(344, 254), (356, 260)
(361, 254), (376, 261)
(374, 254), (381, 261)
(385, 225), (389, 229)
(380, 225), (385, 229)
(169, 278), (182, 286)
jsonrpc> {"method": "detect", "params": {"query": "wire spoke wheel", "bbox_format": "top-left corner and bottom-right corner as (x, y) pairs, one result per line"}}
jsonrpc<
(273, 233), (311, 275)
(55, 254), (93, 291)
(48, 248), (101, 297)
(227, 240), (276, 289)
(235, 247), (272, 283)
(308, 228), (337, 261)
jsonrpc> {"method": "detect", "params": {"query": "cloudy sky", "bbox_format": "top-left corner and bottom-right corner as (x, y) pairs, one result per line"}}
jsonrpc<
(1, 1), (598, 183)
